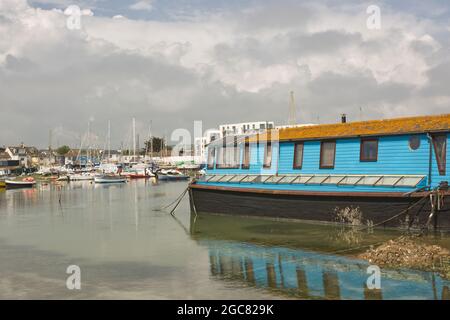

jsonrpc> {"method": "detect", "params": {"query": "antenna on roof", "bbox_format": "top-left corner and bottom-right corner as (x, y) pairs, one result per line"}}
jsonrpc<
(288, 91), (297, 126)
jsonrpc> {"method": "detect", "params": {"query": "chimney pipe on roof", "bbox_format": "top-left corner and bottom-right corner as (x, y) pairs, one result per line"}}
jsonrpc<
(341, 114), (347, 123)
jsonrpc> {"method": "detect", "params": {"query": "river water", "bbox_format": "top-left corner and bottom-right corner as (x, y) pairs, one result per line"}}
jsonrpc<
(0, 180), (449, 299)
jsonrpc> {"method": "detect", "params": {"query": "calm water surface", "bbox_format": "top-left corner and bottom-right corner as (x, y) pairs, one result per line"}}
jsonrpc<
(0, 180), (449, 299)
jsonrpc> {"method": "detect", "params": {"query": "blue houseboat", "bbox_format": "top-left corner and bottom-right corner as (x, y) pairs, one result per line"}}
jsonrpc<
(189, 114), (450, 230)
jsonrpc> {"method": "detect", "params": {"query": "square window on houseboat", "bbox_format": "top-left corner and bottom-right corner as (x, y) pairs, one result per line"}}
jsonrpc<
(320, 141), (336, 169)
(322, 175), (346, 184)
(229, 175), (246, 183)
(263, 175), (285, 184)
(357, 176), (382, 186)
(220, 175), (236, 182)
(263, 142), (272, 168)
(293, 142), (304, 169)
(207, 148), (215, 169)
(242, 142), (250, 169)
(240, 175), (260, 183)
(278, 175), (298, 184)
(306, 175), (329, 184)
(262, 175), (274, 183)
(208, 175), (225, 182)
(375, 176), (402, 186)
(338, 175), (364, 185)
(395, 176), (424, 187)
(292, 175), (314, 184)
(360, 139), (378, 162)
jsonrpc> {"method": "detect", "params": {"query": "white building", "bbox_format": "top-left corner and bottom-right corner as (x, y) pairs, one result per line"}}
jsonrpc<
(219, 121), (274, 137)
(194, 121), (275, 164)
(194, 129), (221, 164)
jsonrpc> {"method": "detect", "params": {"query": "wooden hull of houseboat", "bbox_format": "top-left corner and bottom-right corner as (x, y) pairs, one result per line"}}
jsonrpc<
(189, 184), (450, 231)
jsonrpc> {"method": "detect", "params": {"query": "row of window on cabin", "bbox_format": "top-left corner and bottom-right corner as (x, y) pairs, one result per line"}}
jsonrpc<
(207, 134), (448, 175)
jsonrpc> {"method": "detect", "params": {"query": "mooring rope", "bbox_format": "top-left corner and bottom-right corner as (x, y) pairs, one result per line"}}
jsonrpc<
(152, 186), (189, 213)
(357, 193), (430, 232)
(169, 189), (188, 216)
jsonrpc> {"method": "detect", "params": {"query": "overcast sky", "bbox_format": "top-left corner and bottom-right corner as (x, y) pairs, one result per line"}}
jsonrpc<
(1, 0), (449, 149)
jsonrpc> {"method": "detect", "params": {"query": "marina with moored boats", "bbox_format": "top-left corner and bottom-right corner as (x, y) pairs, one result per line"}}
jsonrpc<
(1, 113), (450, 300)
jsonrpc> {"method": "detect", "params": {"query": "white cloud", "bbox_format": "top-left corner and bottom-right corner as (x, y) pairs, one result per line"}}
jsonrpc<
(129, 0), (153, 12)
(81, 9), (94, 17)
(0, 0), (449, 147)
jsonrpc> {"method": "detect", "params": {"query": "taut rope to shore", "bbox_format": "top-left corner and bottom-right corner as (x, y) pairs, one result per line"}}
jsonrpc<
(152, 186), (189, 216)
(357, 193), (430, 232)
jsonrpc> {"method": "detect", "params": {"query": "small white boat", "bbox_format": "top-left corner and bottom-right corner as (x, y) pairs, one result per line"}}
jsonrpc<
(5, 178), (36, 189)
(69, 173), (94, 181)
(94, 175), (127, 184)
(156, 169), (190, 181)
(176, 163), (200, 170)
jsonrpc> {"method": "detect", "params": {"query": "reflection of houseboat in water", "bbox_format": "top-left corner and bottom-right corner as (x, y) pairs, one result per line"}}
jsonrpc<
(189, 114), (450, 230)
(204, 240), (450, 300)
(191, 214), (450, 300)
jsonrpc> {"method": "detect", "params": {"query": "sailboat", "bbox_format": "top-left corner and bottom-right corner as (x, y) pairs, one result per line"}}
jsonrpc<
(94, 121), (127, 184)
(94, 174), (127, 184)
(5, 177), (36, 189)
(69, 172), (95, 181)
(126, 167), (155, 179)
(155, 169), (189, 181)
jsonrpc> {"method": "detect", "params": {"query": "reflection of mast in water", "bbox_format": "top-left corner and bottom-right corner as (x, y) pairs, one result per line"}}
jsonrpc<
(133, 181), (139, 232)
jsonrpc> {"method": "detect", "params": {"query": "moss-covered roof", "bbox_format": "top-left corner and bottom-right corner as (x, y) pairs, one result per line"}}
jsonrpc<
(250, 114), (450, 142)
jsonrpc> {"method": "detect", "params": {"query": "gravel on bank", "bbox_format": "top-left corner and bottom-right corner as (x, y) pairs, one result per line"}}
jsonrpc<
(358, 236), (450, 278)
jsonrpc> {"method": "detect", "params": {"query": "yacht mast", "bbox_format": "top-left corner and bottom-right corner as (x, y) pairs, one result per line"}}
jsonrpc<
(132, 117), (136, 162)
(107, 120), (111, 162)
(87, 119), (91, 166)
(150, 120), (153, 161)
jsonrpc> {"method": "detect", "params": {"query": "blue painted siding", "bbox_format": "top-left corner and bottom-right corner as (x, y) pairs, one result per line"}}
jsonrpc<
(279, 135), (430, 175)
(206, 133), (449, 189)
